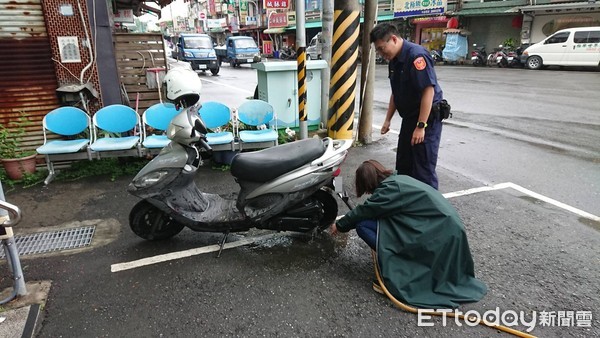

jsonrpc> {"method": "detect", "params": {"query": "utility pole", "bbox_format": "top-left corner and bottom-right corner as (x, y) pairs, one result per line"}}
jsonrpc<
(320, 0), (333, 131)
(358, 0), (377, 144)
(327, 0), (360, 140)
(296, 0), (308, 139)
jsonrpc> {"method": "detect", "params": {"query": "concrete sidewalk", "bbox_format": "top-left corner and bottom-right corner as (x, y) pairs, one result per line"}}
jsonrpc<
(0, 282), (50, 338)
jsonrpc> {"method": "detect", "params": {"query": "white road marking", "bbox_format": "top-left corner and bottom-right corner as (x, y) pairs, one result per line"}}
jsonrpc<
(112, 182), (599, 272)
(199, 77), (254, 95)
(442, 182), (513, 199)
(443, 182), (599, 222)
(111, 233), (278, 273)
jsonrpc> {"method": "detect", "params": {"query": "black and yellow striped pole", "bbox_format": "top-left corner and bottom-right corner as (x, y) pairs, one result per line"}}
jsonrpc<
(327, 0), (360, 140)
(296, 0), (308, 139)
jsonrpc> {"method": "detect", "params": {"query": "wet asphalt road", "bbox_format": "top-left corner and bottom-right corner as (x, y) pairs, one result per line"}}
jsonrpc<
(2, 63), (599, 337)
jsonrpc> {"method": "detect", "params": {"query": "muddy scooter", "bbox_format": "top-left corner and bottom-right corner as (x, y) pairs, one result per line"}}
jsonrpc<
(127, 73), (352, 246)
(127, 108), (351, 243)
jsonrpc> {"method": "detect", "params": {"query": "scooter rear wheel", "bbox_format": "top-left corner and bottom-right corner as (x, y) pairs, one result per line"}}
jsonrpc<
(314, 190), (338, 230)
(129, 200), (185, 240)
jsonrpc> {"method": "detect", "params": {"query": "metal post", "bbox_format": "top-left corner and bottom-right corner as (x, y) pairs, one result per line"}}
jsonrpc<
(327, 0), (360, 140)
(296, 0), (308, 139)
(358, 0), (377, 144)
(320, 0), (334, 131)
(0, 181), (27, 301)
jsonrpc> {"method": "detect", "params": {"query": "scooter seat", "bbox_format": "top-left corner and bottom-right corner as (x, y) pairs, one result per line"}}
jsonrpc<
(231, 138), (325, 183)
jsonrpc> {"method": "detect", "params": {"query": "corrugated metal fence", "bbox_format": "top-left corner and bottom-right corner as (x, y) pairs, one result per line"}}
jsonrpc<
(0, 0), (59, 153)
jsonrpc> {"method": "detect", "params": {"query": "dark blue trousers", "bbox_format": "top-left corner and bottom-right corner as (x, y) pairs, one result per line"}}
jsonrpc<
(356, 219), (377, 250)
(396, 115), (442, 190)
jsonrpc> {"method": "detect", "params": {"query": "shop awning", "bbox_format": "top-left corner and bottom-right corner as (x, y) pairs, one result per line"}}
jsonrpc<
(455, 6), (517, 16)
(264, 27), (287, 34)
(286, 14), (395, 31)
(514, 2), (600, 12)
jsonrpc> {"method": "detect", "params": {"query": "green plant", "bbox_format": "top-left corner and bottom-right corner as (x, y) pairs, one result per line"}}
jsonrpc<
(0, 167), (46, 191)
(56, 158), (148, 181)
(0, 115), (36, 159)
(503, 38), (517, 49)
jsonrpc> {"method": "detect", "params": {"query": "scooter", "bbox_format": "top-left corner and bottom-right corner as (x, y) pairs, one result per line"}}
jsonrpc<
(127, 101), (353, 246)
(493, 45), (509, 68)
(279, 47), (296, 60)
(470, 44), (487, 67)
(430, 48), (443, 63)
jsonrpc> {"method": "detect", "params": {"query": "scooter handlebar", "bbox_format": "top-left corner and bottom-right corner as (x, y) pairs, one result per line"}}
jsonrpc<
(197, 137), (212, 153)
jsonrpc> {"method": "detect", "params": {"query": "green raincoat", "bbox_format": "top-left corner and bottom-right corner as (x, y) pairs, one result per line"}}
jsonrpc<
(336, 174), (487, 309)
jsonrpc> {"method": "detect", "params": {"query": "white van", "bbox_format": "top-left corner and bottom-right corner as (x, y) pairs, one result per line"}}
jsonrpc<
(522, 26), (600, 70)
(306, 32), (324, 60)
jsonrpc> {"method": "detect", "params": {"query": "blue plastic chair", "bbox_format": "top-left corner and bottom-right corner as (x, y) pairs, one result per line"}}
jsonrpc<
(142, 103), (181, 149)
(90, 104), (141, 155)
(236, 100), (278, 150)
(198, 101), (235, 151)
(36, 106), (93, 184)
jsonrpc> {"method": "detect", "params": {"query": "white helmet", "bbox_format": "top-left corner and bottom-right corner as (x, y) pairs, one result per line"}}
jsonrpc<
(163, 68), (202, 107)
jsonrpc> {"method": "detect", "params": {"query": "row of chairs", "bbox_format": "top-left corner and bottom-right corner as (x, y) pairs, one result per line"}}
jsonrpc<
(36, 100), (279, 184)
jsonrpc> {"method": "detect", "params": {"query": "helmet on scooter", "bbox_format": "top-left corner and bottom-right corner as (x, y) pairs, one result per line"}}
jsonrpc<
(163, 68), (202, 107)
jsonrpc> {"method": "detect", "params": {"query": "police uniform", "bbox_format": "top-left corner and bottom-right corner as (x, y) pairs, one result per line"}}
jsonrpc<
(389, 40), (444, 189)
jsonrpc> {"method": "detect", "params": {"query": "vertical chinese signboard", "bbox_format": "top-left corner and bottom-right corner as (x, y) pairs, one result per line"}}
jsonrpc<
(263, 41), (273, 55)
(208, 0), (217, 16)
(394, 0), (446, 18)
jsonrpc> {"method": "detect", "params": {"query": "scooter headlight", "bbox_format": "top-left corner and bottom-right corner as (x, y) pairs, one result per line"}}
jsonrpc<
(132, 170), (170, 188)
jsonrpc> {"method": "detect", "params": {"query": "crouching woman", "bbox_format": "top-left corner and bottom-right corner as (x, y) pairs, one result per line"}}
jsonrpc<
(330, 159), (487, 309)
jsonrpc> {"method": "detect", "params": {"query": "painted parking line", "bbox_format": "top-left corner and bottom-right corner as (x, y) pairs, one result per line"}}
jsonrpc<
(111, 233), (279, 273)
(444, 182), (600, 221)
(111, 182), (599, 273)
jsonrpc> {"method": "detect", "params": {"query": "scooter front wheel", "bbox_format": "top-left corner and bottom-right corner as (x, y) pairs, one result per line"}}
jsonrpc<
(129, 200), (185, 240)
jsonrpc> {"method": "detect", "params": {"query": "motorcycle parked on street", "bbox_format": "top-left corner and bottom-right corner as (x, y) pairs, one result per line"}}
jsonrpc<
(127, 69), (353, 246)
(279, 46), (296, 60)
(470, 44), (487, 67)
(430, 48), (444, 63)
(507, 44), (530, 68)
(488, 45), (509, 68)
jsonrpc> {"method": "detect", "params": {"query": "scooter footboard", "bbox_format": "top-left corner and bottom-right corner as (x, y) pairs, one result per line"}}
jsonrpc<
(240, 185), (323, 223)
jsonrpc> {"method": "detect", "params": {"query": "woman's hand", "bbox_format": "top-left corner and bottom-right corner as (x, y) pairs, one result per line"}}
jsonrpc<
(329, 223), (339, 236)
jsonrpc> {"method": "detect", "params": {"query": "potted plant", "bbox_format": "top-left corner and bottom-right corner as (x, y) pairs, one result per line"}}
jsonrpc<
(0, 115), (37, 180)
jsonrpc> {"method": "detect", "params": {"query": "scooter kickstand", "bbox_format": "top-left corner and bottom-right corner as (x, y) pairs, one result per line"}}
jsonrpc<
(217, 231), (229, 258)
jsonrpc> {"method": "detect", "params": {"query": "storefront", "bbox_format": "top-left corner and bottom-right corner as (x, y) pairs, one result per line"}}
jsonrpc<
(515, 3), (600, 44)
(412, 16), (450, 51)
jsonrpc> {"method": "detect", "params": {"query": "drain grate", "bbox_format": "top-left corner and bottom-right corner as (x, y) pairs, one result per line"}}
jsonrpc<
(0, 226), (95, 258)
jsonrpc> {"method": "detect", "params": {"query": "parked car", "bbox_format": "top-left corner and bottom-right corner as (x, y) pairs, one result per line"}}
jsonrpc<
(521, 26), (600, 70)
(307, 32), (324, 60)
(176, 33), (219, 75)
(215, 36), (261, 67)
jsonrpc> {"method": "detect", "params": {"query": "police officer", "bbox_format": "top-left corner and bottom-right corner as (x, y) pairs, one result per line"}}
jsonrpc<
(370, 23), (444, 190)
